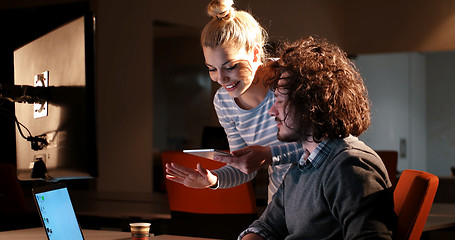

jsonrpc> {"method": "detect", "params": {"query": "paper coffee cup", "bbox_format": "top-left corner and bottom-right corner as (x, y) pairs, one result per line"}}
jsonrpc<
(130, 222), (151, 240)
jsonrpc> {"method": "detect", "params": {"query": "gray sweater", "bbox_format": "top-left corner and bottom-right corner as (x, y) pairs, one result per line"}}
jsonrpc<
(240, 136), (397, 240)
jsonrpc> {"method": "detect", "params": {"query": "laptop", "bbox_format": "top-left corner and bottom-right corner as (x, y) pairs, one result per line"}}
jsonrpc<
(33, 183), (85, 240)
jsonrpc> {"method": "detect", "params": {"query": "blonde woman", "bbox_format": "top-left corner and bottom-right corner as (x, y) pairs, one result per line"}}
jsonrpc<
(165, 0), (304, 203)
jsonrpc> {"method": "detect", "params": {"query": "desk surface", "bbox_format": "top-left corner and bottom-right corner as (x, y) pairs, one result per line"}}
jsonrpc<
(70, 190), (171, 220)
(424, 203), (455, 231)
(0, 228), (219, 240)
(5, 204), (455, 238)
(428, 203), (455, 217)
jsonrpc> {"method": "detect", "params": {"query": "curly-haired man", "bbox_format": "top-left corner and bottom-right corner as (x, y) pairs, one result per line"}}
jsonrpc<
(239, 36), (397, 240)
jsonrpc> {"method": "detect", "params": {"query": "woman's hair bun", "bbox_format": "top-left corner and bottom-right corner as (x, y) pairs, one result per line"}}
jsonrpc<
(207, 0), (235, 20)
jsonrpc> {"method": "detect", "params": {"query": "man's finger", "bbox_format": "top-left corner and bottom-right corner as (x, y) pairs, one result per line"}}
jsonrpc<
(213, 155), (235, 164)
(231, 147), (250, 157)
(217, 157), (250, 174)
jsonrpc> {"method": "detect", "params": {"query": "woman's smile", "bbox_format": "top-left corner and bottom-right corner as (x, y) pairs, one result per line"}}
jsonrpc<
(225, 81), (240, 91)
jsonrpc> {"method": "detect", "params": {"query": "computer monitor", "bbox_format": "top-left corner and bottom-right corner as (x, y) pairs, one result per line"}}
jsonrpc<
(13, 14), (97, 181)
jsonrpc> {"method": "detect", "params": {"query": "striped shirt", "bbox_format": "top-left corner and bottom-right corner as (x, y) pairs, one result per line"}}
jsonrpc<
(212, 87), (304, 202)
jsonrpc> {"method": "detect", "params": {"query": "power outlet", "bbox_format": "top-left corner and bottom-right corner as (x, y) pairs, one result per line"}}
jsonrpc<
(34, 71), (49, 118)
(399, 138), (407, 159)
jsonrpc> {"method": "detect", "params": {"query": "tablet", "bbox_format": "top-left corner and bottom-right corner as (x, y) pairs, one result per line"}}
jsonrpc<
(183, 149), (232, 160)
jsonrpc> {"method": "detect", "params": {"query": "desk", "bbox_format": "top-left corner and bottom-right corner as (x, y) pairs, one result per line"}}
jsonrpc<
(70, 190), (171, 220)
(427, 203), (455, 217)
(21, 189), (172, 234)
(424, 203), (455, 231)
(37, 190), (173, 233)
(0, 228), (219, 240)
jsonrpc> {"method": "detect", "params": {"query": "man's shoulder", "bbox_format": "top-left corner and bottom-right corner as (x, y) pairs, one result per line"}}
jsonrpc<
(323, 136), (381, 169)
(330, 136), (375, 156)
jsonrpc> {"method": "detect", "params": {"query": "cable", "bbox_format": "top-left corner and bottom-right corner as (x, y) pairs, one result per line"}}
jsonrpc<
(0, 107), (48, 150)
(16, 117), (32, 140)
(0, 107), (31, 140)
(0, 107), (53, 180)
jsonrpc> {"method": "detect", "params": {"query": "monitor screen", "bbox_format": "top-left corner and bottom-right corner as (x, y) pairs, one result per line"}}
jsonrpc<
(33, 184), (84, 240)
(14, 14), (97, 181)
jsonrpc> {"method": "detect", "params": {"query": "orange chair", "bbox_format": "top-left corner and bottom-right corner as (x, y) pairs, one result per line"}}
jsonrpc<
(161, 151), (258, 239)
(394, 169), (439, 240)
(0, 163), (27, 216)
(0, 163), (38, 230)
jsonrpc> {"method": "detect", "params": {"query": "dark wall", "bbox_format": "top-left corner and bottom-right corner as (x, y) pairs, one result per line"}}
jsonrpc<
(0, 2), (90, 165)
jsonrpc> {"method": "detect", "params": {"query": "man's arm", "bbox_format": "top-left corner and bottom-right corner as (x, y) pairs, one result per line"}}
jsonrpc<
(238, 181), (289, 239)
(324, 153), (395, 239)
(214, 143), (304, 174)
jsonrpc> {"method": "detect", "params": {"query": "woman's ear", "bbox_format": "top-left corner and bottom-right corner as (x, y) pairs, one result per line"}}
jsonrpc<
(252, 45), (261, 63)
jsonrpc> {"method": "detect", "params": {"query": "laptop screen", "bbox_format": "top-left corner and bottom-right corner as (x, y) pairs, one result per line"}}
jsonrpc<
(33, 184), (84, 240)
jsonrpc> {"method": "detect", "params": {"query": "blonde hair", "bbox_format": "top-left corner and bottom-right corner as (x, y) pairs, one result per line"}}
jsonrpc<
(201, 0), (268, 58)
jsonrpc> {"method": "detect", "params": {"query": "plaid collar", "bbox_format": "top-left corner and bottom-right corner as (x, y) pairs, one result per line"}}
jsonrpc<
(299, 138), (337, 170)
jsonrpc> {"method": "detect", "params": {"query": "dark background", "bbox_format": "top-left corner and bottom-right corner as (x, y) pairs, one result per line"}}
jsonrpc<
(0, 2), (90, 165)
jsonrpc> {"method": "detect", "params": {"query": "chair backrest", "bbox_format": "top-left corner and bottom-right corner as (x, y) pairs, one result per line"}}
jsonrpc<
(376, 150), (398, 188)
(0, 163), (27, 216)
(161, 151), (257, 214)
(394, 169), (439, 240)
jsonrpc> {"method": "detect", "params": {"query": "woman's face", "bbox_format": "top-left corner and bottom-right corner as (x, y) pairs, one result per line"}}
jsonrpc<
(203, 43), (256, 98)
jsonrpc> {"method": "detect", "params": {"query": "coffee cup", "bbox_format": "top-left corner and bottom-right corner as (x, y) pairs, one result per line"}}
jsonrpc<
(130, 222), (151, 240)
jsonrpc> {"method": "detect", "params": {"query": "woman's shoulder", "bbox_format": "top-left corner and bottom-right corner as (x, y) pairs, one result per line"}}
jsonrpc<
(213, 87), (235, 108)
(214, 87), (229, 101)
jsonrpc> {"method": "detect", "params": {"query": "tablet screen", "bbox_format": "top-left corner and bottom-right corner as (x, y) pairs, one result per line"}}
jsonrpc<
(183, 149), (231, 160)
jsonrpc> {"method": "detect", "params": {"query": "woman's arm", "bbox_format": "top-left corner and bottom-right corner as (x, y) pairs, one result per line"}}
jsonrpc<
(240, 233), (264, 240)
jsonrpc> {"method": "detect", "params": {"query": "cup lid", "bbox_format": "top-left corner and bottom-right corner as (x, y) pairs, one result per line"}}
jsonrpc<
(130, 222), (151, 227)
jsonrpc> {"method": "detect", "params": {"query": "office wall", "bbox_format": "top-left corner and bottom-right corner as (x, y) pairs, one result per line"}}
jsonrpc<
(356, 51), (455, 176)
(153, 33), (215, 152)
(94, 0), (154, 194)
(355, 53), (426, 173)
(426, 51), (455, 175)
(152, 0), (455, 55)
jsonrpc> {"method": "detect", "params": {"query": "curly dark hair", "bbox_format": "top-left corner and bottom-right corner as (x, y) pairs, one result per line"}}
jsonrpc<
(265, 36), (371, 142)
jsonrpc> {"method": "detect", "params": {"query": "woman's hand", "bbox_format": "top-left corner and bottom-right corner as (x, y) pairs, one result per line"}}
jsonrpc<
(214, 145), (272, 174)
(165, 162), (218, 189)
(241, 233), (264, 240)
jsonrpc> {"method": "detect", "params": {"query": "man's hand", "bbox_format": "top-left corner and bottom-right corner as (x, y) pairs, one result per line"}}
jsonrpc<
(214, 145), (272, 174)
(165, 162), (218, 189)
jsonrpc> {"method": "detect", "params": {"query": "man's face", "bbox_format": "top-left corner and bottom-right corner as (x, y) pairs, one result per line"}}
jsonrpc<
(268, 73), (301, 142)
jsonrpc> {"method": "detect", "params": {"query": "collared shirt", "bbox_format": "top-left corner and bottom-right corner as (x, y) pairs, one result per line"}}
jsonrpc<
(298, 139), (337, 170)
